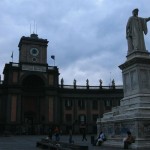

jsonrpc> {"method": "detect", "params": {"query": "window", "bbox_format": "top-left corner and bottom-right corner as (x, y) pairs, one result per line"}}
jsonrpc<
(106, 100), (111, 107)
(65, 99), (72, 109)
(78, 114), (86, 124)
(92, 114), (98, 122)
(65, 114), (72, 123)
(92, 100), (98, 110)
(78, 100), (85, 109)
(105, 99), (112, 110)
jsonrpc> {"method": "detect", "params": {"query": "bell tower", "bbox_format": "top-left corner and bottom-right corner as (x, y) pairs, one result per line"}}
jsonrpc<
(18, 33), (48, 64)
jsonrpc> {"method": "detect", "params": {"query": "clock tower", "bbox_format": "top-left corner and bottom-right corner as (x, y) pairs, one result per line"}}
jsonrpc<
(1, 33), (60, 134)
(18, 33), (48, 64)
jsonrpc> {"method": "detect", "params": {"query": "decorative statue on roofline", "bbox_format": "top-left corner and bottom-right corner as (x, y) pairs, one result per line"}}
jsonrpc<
(99, 79), (102, 86)
(61, 78), (64, 86)
(86, 79), (89, 86)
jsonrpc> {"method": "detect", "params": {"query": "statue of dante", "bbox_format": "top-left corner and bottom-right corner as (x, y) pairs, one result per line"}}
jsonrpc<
(126, 8), (150, 54)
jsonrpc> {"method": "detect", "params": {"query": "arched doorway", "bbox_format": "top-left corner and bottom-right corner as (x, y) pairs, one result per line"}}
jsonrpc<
(21, 74), (45, 135)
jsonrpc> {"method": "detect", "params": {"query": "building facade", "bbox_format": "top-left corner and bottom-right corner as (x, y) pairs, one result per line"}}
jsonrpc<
(0, 34), (123, 135)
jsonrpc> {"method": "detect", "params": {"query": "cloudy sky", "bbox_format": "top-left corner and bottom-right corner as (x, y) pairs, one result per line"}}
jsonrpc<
(1, 0), (150, 86)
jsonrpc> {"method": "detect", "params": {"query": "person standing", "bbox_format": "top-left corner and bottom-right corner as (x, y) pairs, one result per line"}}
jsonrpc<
(48, 127), (53, 140)
(54, 126), (60, 141)
(69, 129), (74, 143)
(82, 128), (87, 141)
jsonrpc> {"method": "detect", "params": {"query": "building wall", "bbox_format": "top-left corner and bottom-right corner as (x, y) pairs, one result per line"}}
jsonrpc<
(58, 87), (123, 134)
(0, 69), (123, 135)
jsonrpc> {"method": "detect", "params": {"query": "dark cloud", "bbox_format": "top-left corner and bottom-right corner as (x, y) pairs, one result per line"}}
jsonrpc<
(1, 0), (150, 85)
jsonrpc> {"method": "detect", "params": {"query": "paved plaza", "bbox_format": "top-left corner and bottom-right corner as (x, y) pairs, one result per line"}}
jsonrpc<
(0, 134), (124, 150)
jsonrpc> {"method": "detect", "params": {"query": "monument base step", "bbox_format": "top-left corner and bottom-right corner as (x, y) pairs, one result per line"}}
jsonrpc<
(102, 138), (150, 149)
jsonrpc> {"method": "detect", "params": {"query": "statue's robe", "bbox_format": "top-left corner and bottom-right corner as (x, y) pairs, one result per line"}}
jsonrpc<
(126, 16), (148, 53)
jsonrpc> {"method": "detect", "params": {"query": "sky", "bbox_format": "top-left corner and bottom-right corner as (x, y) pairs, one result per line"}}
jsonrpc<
(1, 0), (150, 86)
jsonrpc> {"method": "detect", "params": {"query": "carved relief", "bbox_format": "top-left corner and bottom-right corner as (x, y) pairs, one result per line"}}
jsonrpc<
(138, 122), (150, 137)
(124, 73), (130, 93)
(107, 124), (114, 135)
(140, 69), (149, 89)
(114, 123), (121, 135)
(130, 70), (137, 90)
(143, 123), (150, 137)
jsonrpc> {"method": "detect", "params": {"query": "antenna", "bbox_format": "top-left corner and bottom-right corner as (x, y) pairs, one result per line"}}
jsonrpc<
(34, 20), (35, 33)
(30, 23), (31, 35)
(109, 72), (111, 86)
(36, 23), (37, 34)
(30, 21), (38, 35)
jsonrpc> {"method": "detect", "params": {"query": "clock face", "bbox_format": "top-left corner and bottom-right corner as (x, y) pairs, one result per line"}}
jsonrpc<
(32, 57), (37, 62)
(30, 48), (39, 56)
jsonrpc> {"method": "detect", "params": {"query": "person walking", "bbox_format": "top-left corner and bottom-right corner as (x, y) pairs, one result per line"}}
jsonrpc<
(69, 129), (74, 143)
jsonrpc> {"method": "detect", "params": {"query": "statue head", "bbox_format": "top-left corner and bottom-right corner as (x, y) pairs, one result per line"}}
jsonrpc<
(132, 8), (139, 16)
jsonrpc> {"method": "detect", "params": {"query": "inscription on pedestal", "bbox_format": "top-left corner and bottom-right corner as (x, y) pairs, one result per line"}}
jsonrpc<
(144, 124), (150, 136)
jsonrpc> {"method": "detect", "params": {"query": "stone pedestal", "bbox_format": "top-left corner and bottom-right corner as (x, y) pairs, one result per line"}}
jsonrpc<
(97, 51), (150, 149)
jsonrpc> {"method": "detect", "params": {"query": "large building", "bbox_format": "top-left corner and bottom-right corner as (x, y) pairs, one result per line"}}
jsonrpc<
(0, 34), (123, 135)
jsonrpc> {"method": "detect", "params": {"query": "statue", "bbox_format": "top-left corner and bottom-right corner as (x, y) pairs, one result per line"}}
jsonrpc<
(112, 79), (115, 86)
(126, 8), (150, 54)
(111, 79), (115, 89)
(61, 78), (64, 85)
(73, 79), (76, 85)
(86, 79), (89, 86)
(99, 79), (103, 86)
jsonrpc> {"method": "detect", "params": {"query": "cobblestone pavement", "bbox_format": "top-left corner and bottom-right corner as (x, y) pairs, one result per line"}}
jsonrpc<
(0, 135), (41, 150)
(0, 135), (123, 150)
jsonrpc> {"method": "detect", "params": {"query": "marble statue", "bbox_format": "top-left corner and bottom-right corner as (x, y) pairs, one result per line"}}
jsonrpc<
(126, 8), (150, 53)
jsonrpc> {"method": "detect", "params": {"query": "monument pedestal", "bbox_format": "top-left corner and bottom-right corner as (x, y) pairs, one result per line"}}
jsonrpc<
(97, 51), (150, 149)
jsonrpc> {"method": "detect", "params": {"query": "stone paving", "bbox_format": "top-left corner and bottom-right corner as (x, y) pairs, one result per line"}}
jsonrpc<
(0, 135), (123, 150)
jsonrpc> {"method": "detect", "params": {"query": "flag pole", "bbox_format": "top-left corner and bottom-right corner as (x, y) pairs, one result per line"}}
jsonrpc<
(51, 55), (55, 66)
(11, 51), (13, 63)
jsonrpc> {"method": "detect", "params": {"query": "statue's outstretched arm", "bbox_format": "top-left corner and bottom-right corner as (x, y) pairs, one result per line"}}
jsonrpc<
(146, 17), (150, 22)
